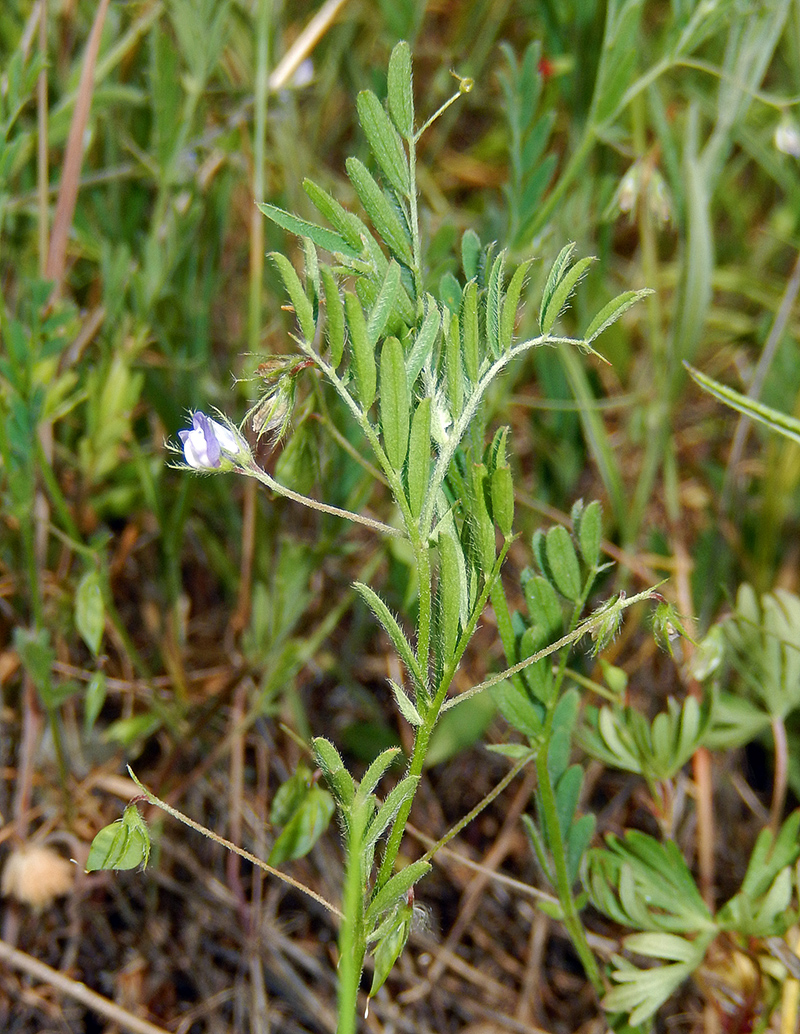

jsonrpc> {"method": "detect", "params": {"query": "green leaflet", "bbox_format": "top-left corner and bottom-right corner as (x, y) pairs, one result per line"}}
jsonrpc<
(354, 582), (427, 694)
(346, 157), (414, 267)
(367, 260), (401, 346)
(500, 259), (532, 351)
(445, 308), (463, 419)
(460, 280), (479, 382)
(380, 335), (410, 471)
(357, 89), (410, 195)
(407, 397), (431, 519)
(321, 266), (345, 367)
(544, 525), (582, 601)
(75, 570), (104, 656)
(438, 520), (464, 664)
(365, 858), (431, 925)
(270, 252), (316, 342)
(258, 201), (360, 259)
(312, 737), (355, 808)
(405, 296), (440, 385)
(485, 251), (505, 357)
(584, 288), (653, 343)
(268, 783), (335, 865)
(572, 498), (602, 569)
(345, 291), (376, 409)
(302, 178), (367, 251)
(387, 41), (414, 138)
(540, 254), (596, 335)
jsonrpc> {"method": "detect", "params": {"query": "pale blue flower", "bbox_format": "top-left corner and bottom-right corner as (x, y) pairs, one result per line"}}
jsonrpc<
(179, 412), (240, 469)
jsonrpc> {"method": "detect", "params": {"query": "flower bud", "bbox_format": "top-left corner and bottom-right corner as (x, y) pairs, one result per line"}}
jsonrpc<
(589, 593), (625, 655)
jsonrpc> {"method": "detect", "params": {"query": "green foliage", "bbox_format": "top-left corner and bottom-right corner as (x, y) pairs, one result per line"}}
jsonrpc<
(269, 767), (336, 865)
(721, 584), (800, 723)
(86, 804), (151, 872)
(498, 41), (558, 250)
(580, 695), (712, 789)
(4, 6), (798, 1030)
(75, 571), (105, 657)
(589, 812), (800, 1025)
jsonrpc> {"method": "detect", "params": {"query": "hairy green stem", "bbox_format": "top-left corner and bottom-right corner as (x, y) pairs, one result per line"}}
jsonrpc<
(376, 543), (513, 888)
(418, 334), (592, 537)
(337, 809), (368, 1034)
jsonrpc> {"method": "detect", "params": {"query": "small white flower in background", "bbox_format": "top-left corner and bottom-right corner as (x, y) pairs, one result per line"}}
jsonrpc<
(1, 844), (74, 909)
(616, 162), (641, 215)
(179, 411), (241, 470)
(291, 58), (314, 89)
(608, 159), (672, 226)
(775, 119), (800, 158)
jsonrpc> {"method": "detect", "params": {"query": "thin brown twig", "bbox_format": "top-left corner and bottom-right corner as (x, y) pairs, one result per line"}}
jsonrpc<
(0, 938), (173, 1034)
(403, 767), (538, 1003)
(672, 534), (715, 909)
(268, 0), (349, 90)
(129, 769), (343, 919)
(45, 0), (111, 288)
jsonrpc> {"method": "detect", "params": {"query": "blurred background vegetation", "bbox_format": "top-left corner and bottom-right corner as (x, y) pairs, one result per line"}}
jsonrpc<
(1, 0), (799, 1031)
